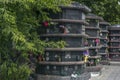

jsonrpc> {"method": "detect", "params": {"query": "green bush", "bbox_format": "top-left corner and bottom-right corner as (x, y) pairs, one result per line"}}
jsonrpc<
(0, 62), (31, 80)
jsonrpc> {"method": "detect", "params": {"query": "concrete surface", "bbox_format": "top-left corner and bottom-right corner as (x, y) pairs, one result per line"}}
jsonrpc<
(91, 65), (120, 80)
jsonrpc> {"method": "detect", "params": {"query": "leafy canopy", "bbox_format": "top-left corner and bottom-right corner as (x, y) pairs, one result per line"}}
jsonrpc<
(74, 0), (120, 24)
(0, 0), (71, 79)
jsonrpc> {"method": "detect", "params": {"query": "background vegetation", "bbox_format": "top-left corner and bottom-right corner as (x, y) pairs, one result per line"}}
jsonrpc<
(74, 0), (120, 24)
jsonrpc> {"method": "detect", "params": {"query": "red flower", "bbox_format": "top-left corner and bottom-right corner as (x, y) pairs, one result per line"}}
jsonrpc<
(43, 21), (48, 27)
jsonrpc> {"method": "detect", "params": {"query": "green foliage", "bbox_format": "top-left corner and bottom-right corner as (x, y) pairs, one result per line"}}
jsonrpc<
(47, 41), (67, 48)
(0, 62), (31, 80)
(74, 0), (120, 24)
(0, 0), (71, 79)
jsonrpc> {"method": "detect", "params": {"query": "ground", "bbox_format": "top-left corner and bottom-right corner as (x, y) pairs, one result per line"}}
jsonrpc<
(91, 63), (120, 80)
